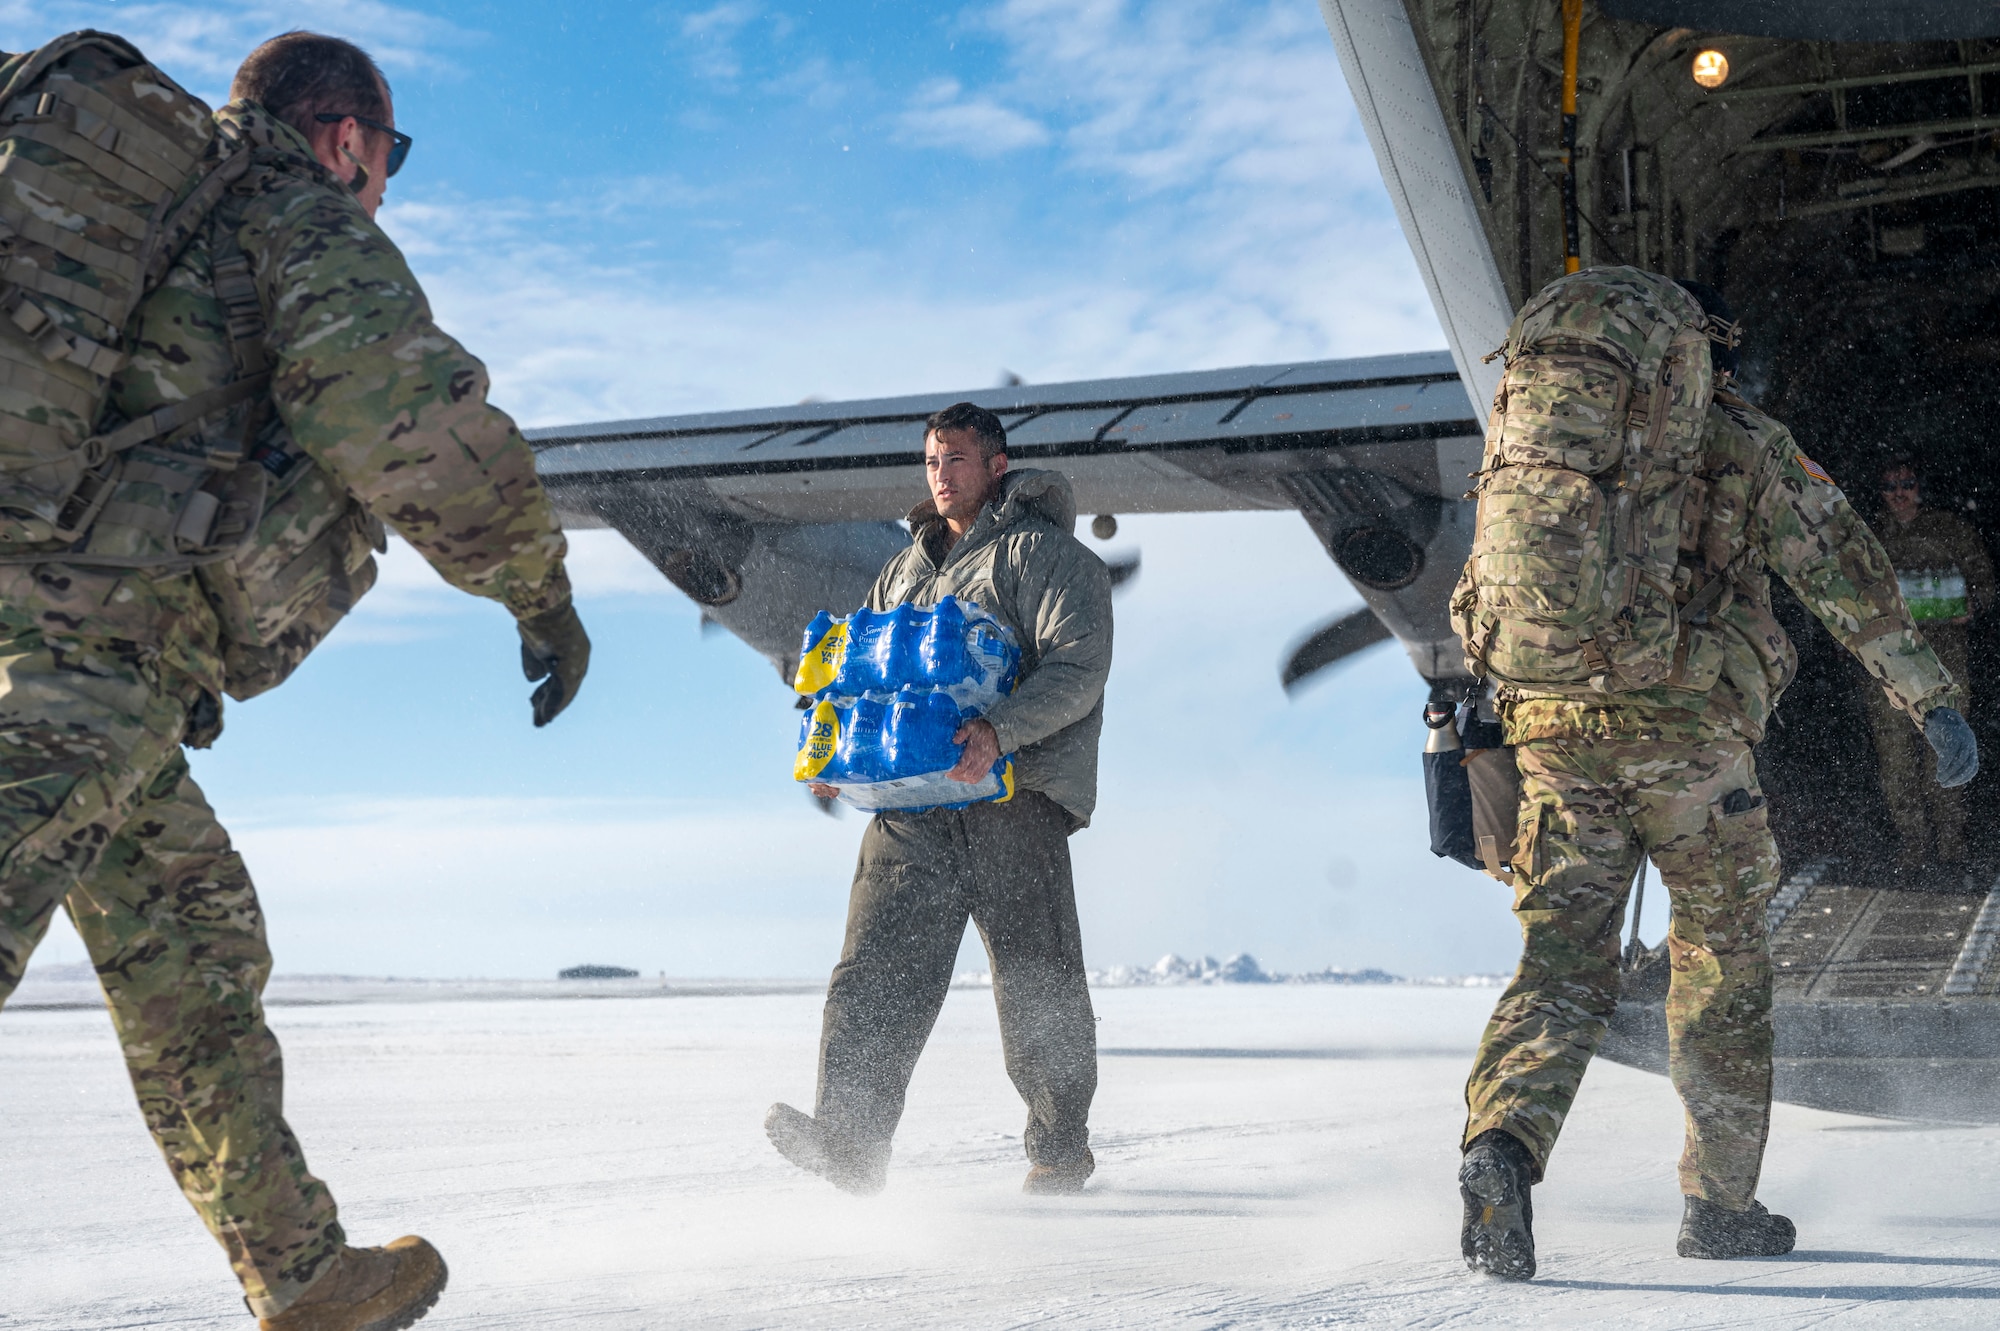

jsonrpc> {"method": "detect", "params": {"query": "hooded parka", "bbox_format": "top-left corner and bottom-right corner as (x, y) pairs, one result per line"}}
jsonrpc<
(867, 467), (1113, 826)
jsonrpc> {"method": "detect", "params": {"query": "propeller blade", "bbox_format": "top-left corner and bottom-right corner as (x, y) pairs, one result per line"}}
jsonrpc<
(1105, 551), (1140, 592)
(1280, 607), (1394, 694)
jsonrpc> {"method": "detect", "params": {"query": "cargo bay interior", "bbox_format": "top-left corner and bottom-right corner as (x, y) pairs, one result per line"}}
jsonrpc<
(1405, 3), (2000, 900)
(1368, 2), (2000, 1024)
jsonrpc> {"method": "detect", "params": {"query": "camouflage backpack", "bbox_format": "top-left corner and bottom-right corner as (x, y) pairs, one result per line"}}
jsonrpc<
(0, 32), (273, 554)
(1, 32), (384, 698)
(1452, 267), (1728, 694)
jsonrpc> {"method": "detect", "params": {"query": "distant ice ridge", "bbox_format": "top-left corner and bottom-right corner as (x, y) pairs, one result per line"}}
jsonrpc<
(951, 953), (1509, 988)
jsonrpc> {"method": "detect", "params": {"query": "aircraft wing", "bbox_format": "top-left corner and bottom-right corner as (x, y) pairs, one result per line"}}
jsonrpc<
(527, 353), (1483, 688)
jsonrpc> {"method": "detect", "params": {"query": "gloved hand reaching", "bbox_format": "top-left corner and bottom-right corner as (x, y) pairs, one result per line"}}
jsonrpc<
(1925, 706), (1979, 789)
(518, 599), (591, 727)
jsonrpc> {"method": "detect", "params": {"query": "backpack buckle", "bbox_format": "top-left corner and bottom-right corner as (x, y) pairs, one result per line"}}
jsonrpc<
(1627, 387), (1652, 429)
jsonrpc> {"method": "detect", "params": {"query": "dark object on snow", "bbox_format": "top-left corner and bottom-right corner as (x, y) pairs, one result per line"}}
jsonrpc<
(558, 964), (639, 980)
(1460, 1129), (1536, 1281)
(1678, 1196), (1796, 1259)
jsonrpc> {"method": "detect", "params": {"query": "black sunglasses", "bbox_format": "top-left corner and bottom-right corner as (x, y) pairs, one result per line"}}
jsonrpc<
(315, 112), (413, 177)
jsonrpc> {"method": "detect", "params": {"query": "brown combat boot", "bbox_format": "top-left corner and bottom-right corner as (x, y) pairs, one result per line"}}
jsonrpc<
(1023, 1149), (1095, 1195)
(259, 1236), (447, 1331)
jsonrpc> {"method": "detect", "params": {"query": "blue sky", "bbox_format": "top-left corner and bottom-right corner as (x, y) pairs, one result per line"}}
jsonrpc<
(11, 0), (1638, 979)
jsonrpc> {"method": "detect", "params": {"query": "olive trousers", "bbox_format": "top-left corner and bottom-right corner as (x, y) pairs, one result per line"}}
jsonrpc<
(814, 790), (1098, 1169)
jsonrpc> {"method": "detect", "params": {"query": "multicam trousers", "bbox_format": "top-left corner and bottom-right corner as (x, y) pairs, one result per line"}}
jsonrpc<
(0, 637), (340, 1317)
(1462, 735), (1782, 1208)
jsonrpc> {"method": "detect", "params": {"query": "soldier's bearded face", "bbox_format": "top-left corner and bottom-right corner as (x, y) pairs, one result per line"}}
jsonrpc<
(926, 428), (1006, 528)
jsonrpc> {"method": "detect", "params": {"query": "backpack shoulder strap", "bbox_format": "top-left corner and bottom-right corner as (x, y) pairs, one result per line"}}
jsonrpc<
(77, 139), (265, 466)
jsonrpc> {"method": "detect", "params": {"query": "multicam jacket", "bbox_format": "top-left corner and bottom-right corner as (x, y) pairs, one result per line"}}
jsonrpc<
(0, 100), (569, 707)
(869, 468), (1113, 827)
(1505, 390), (1957, 746)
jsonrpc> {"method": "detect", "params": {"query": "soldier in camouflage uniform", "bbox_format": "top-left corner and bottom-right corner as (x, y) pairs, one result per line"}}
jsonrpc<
(1454, 278), (1974, 1278)
(1864, 459), (1993, 871)
(0, 33), (588, 1329)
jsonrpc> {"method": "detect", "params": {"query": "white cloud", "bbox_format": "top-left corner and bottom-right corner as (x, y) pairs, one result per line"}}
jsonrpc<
(984, 0), (1384, 193)
(373, 0), (1438, 426)
(894, 77), (1051, 155)
(0, 0), (470, 103)
(682, 0), (761, 40)
(679, 0), (762, 82)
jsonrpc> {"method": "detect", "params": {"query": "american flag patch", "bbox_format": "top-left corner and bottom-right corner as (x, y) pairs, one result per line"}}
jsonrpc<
(1796, 454), (1835, 485)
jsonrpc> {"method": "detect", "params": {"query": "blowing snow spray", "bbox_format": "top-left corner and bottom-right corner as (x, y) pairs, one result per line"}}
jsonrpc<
(792, 596), (1021, 811)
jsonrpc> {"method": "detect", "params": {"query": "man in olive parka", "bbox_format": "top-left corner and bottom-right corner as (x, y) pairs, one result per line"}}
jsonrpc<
(767, 401), (1113, 1197)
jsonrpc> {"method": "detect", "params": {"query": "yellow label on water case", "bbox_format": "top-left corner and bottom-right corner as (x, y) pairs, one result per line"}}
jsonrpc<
(794, 700), (841, 780)
(793, 621), (848, 695)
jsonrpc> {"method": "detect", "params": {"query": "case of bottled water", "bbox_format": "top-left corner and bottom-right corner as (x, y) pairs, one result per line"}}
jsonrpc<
(1899, 568), (1969, 622)
(791, 597), (1022, 811)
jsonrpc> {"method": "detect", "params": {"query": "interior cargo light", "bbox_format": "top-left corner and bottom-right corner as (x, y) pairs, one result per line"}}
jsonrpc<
(1692, 49), (1730, 89)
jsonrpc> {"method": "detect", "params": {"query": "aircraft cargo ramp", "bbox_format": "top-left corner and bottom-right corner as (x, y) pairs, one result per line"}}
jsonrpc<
(1603, 863), (2000, 1121)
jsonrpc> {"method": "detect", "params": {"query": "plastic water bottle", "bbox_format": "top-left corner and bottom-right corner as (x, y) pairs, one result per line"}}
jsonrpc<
(918, 596), (970, 690)
(836, 608), (892, 697)
(884, 603), (920, 691)
(926, 688), (967, 773)
(881, 685), (954, 774)
(967, 616), (1018, 697)
(840, 695), (891, 782)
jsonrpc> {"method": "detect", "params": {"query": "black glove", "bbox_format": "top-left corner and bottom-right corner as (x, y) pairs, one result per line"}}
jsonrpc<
(1925, 706), (1979, 789)
(518, 599), (591, 727)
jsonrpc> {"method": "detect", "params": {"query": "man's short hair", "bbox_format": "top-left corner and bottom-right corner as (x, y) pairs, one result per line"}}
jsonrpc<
(232, 32), (390, 141)
(926, 402), (1007, 460)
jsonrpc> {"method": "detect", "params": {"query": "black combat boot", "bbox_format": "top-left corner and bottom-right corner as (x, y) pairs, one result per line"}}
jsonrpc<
(1459, 1129), (1536, 1280)
(1677, 1195), (1796, 1258)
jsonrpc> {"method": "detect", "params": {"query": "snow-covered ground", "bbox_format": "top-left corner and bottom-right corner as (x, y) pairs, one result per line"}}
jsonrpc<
(6, 981), (2000, 1328)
